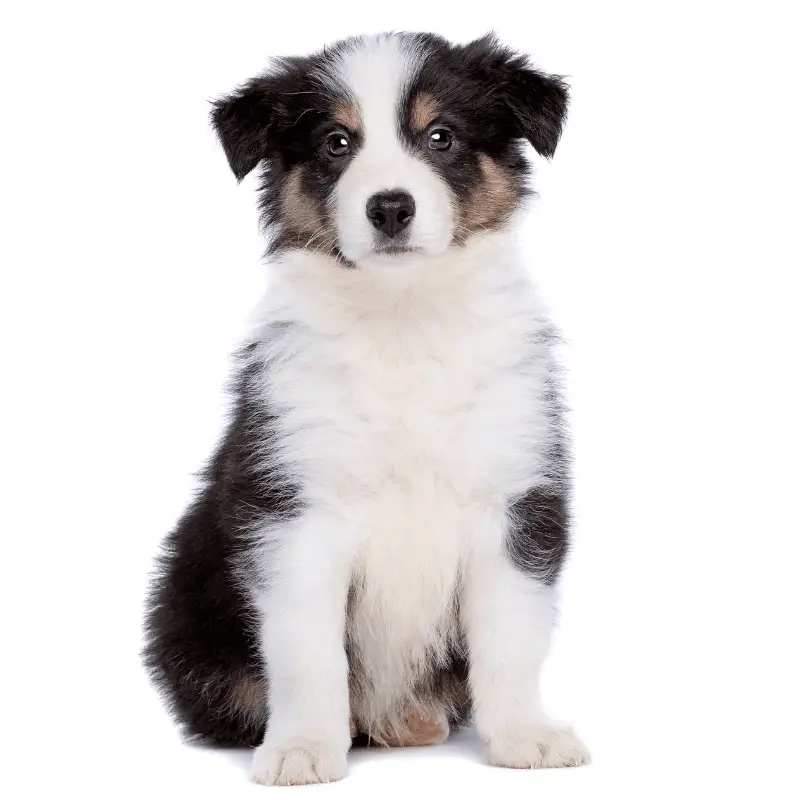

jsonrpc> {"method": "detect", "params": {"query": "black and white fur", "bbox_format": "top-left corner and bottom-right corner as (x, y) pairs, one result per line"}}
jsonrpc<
(144, 32), (589, 785)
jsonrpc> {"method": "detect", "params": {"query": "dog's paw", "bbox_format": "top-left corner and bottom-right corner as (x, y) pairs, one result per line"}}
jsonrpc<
(251, 736), (348, 786)
(402, 706), (450, 746)
(484, 723), (590, 769)
(366, 702), (450, 747)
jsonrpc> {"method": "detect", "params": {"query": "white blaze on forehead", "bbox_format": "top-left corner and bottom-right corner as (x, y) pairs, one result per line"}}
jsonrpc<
(329, 35), (456, 263)
(336, 34), (420, 150)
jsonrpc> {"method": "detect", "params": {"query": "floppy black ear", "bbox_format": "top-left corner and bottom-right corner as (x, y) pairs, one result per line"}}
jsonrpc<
(211, 82), (275, 181)
(504, 65), (569, 159)
(462, 34), (570, 159)
(506, 65), (569, 158)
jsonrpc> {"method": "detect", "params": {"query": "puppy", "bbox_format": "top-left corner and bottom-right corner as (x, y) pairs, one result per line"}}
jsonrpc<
(144, 32), (589, 785)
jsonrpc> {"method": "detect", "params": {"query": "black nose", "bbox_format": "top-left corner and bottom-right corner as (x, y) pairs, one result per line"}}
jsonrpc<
(366, 191), (415, 238)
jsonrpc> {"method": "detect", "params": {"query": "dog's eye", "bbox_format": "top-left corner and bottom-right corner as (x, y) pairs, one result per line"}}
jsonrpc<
(429, 129), (453, 151)
(326, 133), (350, 157)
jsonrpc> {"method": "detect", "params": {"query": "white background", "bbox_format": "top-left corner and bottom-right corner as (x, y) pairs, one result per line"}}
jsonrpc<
(2, 2), (799, 797)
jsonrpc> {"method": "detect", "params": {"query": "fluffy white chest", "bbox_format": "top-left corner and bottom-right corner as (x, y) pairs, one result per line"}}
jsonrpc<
(297, 332), (516, 713)
(258, 245), (554, 713)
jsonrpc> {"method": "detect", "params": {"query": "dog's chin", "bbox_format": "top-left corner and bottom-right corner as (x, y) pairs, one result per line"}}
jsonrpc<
(358, 246), (427, 270)
(336, 229), (455, 267)
(350, 240), (453, 268)
(374, 244), (421, 257)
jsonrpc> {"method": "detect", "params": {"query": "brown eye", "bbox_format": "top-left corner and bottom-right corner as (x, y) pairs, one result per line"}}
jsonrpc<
(327, 133), (350, 157)
(429, 128), (453, 151)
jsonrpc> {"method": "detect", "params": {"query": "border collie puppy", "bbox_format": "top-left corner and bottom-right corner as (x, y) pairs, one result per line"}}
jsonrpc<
(144, 31), (589, 785)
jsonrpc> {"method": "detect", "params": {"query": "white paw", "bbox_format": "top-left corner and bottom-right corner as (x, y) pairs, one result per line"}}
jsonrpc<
(485, 723), (590, 769)
(250, 736), (348, 786)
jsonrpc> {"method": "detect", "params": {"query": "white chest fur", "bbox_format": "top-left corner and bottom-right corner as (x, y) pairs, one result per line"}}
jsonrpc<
(251, 236), (557, 718)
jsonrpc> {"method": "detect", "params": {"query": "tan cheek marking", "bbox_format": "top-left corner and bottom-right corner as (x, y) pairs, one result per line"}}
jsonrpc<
(333, 101), (361, 134)
(410, 92), (439, 132)
(455, 153), (519, 242)
(281, 166), (333, 250)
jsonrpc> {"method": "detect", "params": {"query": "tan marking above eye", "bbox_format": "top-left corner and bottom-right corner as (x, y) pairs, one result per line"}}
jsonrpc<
(332, 101), (361, 134)
(410, 92), (439, 132)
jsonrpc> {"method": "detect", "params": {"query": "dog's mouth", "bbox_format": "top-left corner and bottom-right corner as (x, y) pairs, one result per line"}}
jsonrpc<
(373, 243), (421, 256)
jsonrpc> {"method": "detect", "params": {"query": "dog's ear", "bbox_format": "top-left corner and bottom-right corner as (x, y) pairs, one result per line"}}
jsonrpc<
(211, 80), (277, 181)
(463, 34), (570, 159)
(503, 64), (569, 159)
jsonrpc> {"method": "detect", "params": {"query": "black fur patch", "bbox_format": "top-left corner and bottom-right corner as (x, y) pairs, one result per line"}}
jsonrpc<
(506, 487), (570, 586)
(506, 342), (571, 585)
(142, 338), (301, 745)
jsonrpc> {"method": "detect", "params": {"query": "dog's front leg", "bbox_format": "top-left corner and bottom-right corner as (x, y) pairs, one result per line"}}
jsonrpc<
(251, 513), (356, 786)
(462, 510), (590, 769)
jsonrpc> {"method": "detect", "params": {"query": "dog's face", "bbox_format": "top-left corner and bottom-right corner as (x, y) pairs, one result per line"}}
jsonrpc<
(212, 33), (568, 266)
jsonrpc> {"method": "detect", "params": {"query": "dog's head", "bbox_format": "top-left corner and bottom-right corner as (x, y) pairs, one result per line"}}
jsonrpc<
(212, 33), (568, 266)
